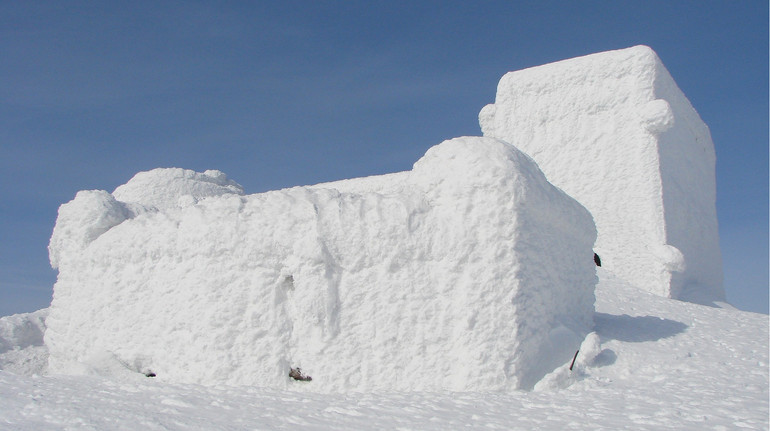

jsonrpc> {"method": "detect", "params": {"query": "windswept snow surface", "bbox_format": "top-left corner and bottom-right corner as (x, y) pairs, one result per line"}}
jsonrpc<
(1, 272), (766, 430)
(45, 137), (597, 391)
(480, 45), (723, 302)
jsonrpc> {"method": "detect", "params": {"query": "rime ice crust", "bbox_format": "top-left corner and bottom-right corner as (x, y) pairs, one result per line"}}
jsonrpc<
(45, 137), (596, 391)
(480, 45), (723, 301)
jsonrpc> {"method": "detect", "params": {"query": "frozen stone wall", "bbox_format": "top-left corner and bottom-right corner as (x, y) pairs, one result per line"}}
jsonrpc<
(480, 45), (723, 301)
(45, 137), (596, 391)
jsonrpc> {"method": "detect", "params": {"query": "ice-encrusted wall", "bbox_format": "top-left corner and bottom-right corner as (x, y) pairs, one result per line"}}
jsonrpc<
(45, 137), (597, 391)
(480, 45), (723, 301)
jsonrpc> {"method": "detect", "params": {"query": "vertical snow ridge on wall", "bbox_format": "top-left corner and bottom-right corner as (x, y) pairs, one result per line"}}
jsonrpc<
(45, 137), (596, 392)
(479, 45), (723, 301)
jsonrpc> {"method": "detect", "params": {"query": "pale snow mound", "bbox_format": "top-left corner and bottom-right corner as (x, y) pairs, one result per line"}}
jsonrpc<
(480, 45), (723, 302)
(45, 137), (596, 391)
(0, 309), (48, 375)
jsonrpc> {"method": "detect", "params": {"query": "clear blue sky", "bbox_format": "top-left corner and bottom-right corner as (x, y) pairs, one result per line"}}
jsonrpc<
(1, 1), (767, 315)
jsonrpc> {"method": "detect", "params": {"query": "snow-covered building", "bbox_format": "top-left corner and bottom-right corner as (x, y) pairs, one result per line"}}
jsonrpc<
(45, 137), (597, 391)
(479, 45), (723, 302)
(44, 46), (725, 391)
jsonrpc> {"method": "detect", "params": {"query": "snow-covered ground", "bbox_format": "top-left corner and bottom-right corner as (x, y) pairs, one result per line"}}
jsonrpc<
(1, 269), (766, 430)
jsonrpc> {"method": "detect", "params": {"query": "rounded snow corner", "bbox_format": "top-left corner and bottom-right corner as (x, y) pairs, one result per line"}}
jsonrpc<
(478, 103), (497, 135)
(628, 44), (655, 56)
(410, 137), (529, 188)
(624, 45), (663, 65)
(48, 190), (130, 269)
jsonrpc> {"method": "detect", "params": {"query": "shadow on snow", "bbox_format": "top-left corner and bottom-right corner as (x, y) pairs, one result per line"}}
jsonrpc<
(593, 312), (688, 343)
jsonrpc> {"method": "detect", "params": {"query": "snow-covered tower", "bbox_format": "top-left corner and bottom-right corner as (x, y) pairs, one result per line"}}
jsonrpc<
(479, 45), (723, 302)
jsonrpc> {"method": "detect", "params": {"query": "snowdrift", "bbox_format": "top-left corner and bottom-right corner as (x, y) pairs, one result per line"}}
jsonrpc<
(45, 137), (597, 391)
(480, 45), (723, 301)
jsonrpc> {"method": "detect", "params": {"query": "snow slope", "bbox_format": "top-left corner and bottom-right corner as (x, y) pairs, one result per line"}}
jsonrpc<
(480, 45), (723, 302)
(1, 271), (766, 430)
(45, 137), (596, 391)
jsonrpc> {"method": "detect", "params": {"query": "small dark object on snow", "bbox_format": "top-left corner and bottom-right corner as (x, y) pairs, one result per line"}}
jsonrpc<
(145, 371), (156, 378)
(289, 367), (312, 381)
(569, 350), (580, 371)
(593, 253), (602, 267)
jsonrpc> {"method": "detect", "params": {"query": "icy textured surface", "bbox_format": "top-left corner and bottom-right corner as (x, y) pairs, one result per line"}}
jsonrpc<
(480, 45), (723, 301)
(2, 271), (766, 430)
(45, 136), (596, 391)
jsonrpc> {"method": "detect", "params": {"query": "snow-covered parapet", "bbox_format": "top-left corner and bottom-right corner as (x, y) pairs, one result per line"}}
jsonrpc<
(45, 137), (597, 391)
(480, 45), (723, 301)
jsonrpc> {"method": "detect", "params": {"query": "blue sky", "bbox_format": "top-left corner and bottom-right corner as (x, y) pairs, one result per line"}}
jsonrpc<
(1, 1), (767, 315)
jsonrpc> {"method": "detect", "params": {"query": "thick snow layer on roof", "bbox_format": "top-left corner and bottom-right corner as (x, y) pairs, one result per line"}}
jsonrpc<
(45, 137), (596, 391)
(480, 45), (723, 301)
